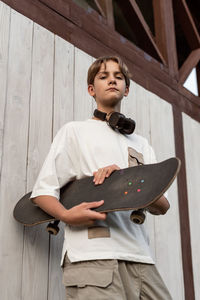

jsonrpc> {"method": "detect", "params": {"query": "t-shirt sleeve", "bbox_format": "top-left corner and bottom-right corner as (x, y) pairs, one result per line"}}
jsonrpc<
(30, 124), (76, 200)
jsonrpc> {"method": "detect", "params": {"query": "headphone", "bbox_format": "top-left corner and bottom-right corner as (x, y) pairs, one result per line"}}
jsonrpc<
(93, 109), (136, 135)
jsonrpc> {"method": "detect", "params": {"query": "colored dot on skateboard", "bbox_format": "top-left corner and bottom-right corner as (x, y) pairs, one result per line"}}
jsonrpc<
(128, 182), (132, 185)
(141, 179), (144, 183)
(124, 191), (128, 195)
(137, 189), (141, 192)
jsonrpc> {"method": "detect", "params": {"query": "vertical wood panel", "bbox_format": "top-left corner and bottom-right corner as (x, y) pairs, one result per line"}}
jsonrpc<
(53, 36), (74, 134)
(183, 113), (200, 300)
(74, 48), (93, 120)
(0, 7), (33, 299)
(22, 23), (54, 300)
(121, 81), (156, 257)
(149, 96), (184, 299)
(173, 107), (195, 300)
(48, 36), (75, 300)
(0, 2), (10, 170)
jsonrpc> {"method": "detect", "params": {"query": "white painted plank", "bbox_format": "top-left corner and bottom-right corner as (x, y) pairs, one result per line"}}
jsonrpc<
(149, 94), (184, 300)
(121, 81), (156, 258)
(74, 47), (93, 120)
(0, 8), (33, 299)
(22, 23), (54, 300)
(183, 113), (200, 300)
(0, 2), (10, 171)
(53, 36), (74, 134)
(48, 35), (75, 300)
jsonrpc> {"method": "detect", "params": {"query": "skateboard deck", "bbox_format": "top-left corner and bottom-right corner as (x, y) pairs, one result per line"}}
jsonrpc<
(13, 157), (181, 234)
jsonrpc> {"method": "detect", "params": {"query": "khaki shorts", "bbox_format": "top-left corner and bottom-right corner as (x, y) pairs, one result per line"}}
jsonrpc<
(62, 255), (172, 300)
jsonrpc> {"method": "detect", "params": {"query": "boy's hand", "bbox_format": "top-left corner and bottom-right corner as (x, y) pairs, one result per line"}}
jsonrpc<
(61, 164), (120, 226)
(93, 164), (120, 185)
(62, 200), (106, 226)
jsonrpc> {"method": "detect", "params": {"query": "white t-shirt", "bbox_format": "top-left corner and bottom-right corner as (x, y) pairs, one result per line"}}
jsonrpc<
(31, 119), (157, 264)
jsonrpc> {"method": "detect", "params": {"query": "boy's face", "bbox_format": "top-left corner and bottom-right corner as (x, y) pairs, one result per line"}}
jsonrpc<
(88, 60), (129, 110)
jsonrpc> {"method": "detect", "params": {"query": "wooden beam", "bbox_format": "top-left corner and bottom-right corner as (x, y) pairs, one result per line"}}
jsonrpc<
(173, 0), (200, 50)
(173, 106), (195, 300)
(1, 0), (200, 124)
(153, 0), (178, 78)
(179, 49), (200, 84)
(38, 0), (172, 86)
(117, 0), (166, 64)
(95, 0), (115, 29)
(94, 0), (106, 18)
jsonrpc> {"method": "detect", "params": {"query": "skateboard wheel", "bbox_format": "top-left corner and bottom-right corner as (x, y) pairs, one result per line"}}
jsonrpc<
(130, 209), (146, 224)
(46, 221), (60, 235)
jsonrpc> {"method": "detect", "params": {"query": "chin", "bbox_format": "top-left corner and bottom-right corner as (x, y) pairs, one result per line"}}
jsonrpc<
(102, 98), (121, 108)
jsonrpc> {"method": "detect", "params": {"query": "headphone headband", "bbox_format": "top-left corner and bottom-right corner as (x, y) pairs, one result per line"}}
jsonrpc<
(93, 109), (136, 135)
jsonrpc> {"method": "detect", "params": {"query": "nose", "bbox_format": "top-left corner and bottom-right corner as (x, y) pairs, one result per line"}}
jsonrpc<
(108, 76), (116, 85)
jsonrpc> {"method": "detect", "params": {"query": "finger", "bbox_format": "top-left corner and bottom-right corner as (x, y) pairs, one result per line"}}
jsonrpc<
(93, 171), (97, 181)
(96, 168), (108, 184)
(93, 168), (102, 182)
(88, 211), (107, 221)
(84, 200), (104, 209)
(94, 168), (105, 184)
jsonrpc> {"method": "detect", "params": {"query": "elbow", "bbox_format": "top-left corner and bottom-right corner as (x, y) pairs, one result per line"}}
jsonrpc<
(160, 201), (170, 215)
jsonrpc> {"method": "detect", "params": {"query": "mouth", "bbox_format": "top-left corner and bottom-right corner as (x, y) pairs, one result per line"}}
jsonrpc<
(106, 88), (119, 92)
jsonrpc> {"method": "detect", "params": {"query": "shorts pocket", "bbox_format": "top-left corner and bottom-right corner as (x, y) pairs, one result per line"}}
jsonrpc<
(63, 267), (113, 288)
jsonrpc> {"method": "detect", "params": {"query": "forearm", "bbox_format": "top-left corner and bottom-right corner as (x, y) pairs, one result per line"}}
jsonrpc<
(32, 195), (106, 226)
(147, 195), (170, 215)
(32, 195), (67, 221)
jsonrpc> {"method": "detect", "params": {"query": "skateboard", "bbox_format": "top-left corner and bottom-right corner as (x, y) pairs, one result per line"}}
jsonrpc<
(13, 157), (181, 235)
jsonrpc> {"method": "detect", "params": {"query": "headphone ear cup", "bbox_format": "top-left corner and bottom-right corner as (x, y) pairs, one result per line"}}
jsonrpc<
(119, 118), (136, 134)
(108, 112), (124, 128)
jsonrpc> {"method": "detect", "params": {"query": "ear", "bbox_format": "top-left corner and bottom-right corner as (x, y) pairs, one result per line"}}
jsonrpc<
(88, 84), (95, 97)
(124, 86), (129, 97)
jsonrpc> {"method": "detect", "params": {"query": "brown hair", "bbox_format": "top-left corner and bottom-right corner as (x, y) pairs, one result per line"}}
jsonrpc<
(87, 55), (131, 87)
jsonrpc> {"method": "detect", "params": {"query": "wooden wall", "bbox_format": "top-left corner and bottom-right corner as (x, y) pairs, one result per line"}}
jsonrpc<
(1, 3), (199, 299)
(182, 113), (200, 300)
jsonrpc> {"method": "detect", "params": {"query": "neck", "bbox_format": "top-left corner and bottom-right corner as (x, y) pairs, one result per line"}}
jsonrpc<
(92, 107), (114, 120)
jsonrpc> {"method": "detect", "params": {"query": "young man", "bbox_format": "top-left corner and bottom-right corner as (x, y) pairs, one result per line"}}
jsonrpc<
(31, 56), (172, 299)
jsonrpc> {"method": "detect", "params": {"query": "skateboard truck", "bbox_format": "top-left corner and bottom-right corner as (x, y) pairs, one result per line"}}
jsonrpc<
(130, 209), (146, 224)
(46, 220), (60, 235)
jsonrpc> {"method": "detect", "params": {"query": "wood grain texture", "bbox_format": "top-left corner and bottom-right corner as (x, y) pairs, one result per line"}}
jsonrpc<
(121, 81), (156, 258)
(0, 2), (10, 171)
(153, 0), (178, 77)
(173, 106), (195, 300)
(149, 95), (184, 299)
(22, 23), (54, 300)
(0, 7), (33, 299)
(48, 35), (75, 300)
(53, 36), (74, 134)
(179, 49), (200, 84)
(74, 48), (93, 120)
(182, 113), (200, 300)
